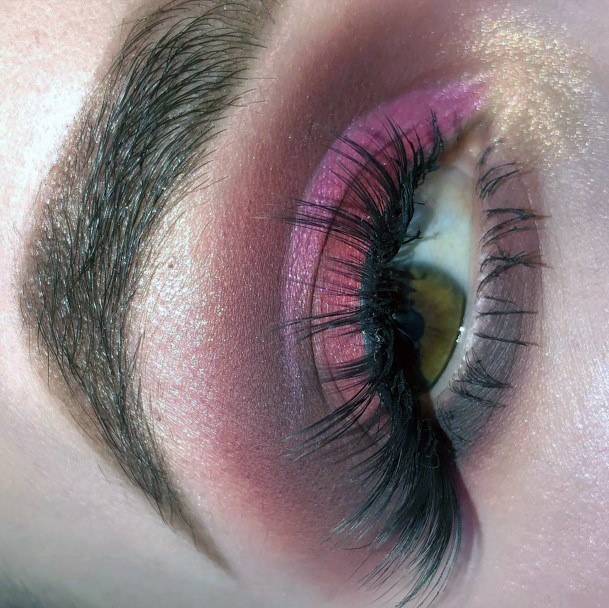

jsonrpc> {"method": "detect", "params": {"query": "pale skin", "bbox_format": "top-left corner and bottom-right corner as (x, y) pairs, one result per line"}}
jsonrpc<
(1, 1), (609, 607)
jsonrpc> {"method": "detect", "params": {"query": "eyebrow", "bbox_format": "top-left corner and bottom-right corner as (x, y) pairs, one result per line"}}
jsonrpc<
(20, 0), (273, 564)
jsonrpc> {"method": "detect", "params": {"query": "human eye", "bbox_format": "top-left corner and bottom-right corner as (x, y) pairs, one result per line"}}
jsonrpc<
(102, 2), (600, 606)
(155, 3), (598, 605)
(281, 81), (542, 602)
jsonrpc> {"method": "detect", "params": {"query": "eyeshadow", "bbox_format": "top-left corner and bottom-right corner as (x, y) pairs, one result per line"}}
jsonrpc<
(282, 80), (488, 402)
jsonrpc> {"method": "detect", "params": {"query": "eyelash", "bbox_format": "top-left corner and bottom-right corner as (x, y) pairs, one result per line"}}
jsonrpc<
(283, 116), (541, 606)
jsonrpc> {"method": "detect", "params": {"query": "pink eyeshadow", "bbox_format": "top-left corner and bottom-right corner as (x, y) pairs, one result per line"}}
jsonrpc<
(282, 79), (486, 421)
(305, 80), (486, 214)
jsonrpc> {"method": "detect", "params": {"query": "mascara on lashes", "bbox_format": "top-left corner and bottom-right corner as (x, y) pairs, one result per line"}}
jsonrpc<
(281, 82), (542, 606)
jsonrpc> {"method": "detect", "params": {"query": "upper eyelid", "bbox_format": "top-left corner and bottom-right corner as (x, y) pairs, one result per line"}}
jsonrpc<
(19, 0), (273, 564)
(284, 120), (461, 603)
(283, 110), (544, 603)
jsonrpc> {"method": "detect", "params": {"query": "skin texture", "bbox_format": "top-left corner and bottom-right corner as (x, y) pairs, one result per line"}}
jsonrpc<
(1, 1), (609, 607)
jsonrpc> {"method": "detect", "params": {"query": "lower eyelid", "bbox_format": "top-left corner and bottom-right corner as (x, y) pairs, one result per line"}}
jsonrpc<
(439, 153), (543, 451)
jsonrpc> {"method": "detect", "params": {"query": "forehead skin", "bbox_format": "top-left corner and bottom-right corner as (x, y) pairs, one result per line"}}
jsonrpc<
(1, 1), (609, 608)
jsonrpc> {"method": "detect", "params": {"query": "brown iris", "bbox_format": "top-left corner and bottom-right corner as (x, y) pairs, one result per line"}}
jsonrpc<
(394, 263), (466, 390)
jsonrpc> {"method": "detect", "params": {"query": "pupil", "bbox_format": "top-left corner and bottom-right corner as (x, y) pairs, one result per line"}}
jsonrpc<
(395, 308), (425, 343)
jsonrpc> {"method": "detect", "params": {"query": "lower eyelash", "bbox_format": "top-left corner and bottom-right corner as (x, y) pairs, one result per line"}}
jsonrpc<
(438, 147), (543, 450)
(282, 117), (541, 606)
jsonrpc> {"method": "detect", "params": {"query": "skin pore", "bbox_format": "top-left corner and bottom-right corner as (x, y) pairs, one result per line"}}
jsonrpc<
(1, 1), (609, 607)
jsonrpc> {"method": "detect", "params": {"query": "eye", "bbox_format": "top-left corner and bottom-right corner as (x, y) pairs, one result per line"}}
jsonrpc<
(282, 80), (543, 603)
(389, 138), (475, 397)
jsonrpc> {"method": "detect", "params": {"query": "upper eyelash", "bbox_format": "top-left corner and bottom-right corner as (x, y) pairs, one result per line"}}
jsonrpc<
(283, 119), (541, 606)
(285, 116), (460, 607)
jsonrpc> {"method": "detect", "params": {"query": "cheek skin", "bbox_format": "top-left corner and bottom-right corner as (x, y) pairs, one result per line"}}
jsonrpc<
(137, 1), (609, 605)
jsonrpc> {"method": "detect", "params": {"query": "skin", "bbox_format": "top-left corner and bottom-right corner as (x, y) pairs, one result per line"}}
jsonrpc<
(1, 1), (609, 607)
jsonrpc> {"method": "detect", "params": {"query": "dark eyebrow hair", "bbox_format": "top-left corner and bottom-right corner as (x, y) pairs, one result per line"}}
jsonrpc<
(20, 0), (272, 560)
